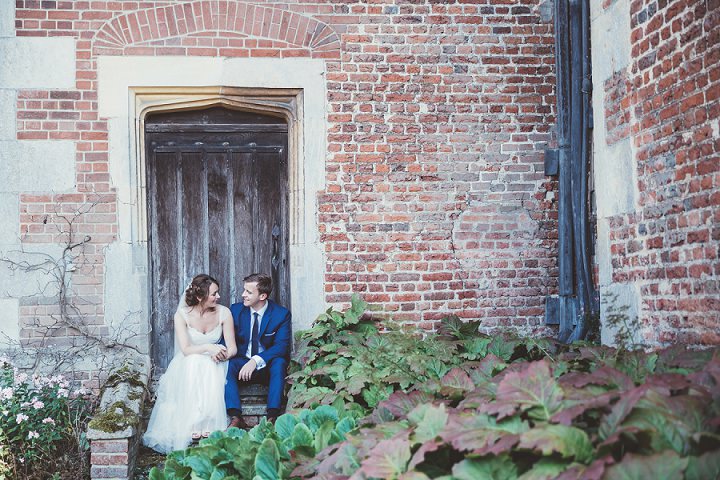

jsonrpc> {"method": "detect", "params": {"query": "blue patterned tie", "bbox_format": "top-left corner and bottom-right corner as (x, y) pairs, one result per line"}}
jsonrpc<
(251, 312), (259, 357)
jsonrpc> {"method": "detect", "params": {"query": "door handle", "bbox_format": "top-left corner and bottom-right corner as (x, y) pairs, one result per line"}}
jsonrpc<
(271, 224), (280, 269)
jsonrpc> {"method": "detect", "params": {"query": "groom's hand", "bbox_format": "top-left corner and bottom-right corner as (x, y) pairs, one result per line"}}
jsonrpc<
(238, 359), (257, 381)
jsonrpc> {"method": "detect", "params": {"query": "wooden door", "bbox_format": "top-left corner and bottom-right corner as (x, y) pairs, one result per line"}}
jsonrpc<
(145, 107), (289, 369)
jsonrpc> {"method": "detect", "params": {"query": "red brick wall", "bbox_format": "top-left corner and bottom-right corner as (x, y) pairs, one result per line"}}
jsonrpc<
(601, 0), (719, 345)
(13, 0), (558, 347)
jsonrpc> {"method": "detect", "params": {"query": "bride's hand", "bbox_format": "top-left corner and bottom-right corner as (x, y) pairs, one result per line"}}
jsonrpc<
(207, 344), (227, 362)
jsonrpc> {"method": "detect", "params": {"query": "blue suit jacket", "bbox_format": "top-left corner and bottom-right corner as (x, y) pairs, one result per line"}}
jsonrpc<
(229, 299), (291, 365)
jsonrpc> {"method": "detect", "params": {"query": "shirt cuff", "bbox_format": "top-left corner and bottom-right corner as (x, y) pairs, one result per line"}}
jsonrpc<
(252, 355), (266, 370)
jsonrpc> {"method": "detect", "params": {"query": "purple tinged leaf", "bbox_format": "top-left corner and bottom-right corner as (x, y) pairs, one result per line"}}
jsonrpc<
(598, 385), (648, 441)
(377, 390), (434, 419)
(439, 368), (475, 398)
(643, 372), (691, 392)
(358, 437), (411, 478)
(407, 440), (441, 470)
(471, 433), (521, 456)
(559, 366), (633, 391)
(484, 360), (563, 421)
(469, 353), (507, 383)
(554, 456), (614, 480)
(551, 391), (618, 426)
(440, 412), (528, 452)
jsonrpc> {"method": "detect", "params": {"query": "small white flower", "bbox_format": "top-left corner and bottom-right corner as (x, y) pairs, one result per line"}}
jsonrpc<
(57, 388), (69, 398)
(42, 417), (55, 425)
(0, 387), (13, 400)
(16, 413), (29, 423)
(15, 372), (27, 384)
(28, 431), (39, 440)
(32, 400), (44, 409)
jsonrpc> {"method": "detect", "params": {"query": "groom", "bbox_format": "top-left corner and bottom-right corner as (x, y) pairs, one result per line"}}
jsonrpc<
(225, 273), (291, 428)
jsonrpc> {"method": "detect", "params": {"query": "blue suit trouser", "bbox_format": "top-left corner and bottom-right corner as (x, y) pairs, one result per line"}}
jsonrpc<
(225, 356), (288, 412)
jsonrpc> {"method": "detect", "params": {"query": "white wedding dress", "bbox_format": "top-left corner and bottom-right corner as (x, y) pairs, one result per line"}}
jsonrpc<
(143, 307), (228, 453)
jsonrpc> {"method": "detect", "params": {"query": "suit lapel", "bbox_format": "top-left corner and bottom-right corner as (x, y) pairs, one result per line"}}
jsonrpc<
(258, 301), (272, 337)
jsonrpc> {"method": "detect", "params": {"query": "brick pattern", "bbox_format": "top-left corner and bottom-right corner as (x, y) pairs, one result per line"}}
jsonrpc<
(602, 0), (719, 345)
(90, 439), (131, 479)
(13, 0), (558, 348)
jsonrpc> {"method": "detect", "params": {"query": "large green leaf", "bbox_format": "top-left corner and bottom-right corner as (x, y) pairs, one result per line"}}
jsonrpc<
(273, 414), (298, 439)
(685, 449), (720, 480)
(519, 424), (593, 464)
(603, 450), (687, 479)
(488, 337), (517, 361)
(517, 458), (570, 480)
(359, 437), (412, 478)
(486, 360), (563, 421)
(290, 423), (314, 449)
(408, 403), (449, 443)
(452, 455), (517, 480)
(254, 438), (281, 480)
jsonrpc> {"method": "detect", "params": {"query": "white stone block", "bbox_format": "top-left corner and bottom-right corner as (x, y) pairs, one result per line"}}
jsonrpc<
(0, 193), (19, 244)
(0, 299), (20, 343)
(591, 0), (631, 83)
(0, 37), (75, 89)
(600, 283), (640, 347)
(0, 90), (15, 140)
(594, 137), (637, 217)
(0, 140), (75, 192)
(0, 2), (13, 38)
(104, 242), (148, 339)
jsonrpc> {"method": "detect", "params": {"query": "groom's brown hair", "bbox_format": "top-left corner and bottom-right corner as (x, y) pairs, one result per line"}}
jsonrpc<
(244, 273), (272, 297)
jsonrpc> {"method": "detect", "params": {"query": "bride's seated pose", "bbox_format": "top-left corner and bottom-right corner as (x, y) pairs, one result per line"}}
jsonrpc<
(143, 274), (237, 453)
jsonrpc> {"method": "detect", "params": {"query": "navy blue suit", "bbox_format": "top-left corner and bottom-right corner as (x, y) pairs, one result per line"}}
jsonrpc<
(224, 299), (291, 413)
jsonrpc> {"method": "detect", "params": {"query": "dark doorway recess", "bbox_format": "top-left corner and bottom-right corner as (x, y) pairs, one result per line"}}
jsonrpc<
(145, 106), (290, 369)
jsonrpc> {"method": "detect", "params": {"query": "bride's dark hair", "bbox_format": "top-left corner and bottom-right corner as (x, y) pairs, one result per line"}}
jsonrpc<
(185, 274), (219, 309)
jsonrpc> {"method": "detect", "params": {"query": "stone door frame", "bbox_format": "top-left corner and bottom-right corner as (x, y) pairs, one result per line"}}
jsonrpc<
(97, 57), (327, 351)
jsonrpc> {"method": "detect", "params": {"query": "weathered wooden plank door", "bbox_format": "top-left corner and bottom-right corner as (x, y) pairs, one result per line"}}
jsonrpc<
(145, 107), (289, 369)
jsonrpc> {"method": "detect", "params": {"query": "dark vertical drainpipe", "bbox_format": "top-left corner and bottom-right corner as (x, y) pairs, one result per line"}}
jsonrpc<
(545, 0), (599, 342)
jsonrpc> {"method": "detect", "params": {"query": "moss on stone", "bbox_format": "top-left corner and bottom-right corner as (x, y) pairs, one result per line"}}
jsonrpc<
(104, 364), (145, 390)
(88, 401), (139, 433)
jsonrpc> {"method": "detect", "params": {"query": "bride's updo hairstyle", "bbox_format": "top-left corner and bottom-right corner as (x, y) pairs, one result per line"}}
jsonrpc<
(185, 274), (219, 308)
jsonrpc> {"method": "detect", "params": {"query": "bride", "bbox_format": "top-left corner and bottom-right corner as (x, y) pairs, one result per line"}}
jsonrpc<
(143, 274), (237, 453)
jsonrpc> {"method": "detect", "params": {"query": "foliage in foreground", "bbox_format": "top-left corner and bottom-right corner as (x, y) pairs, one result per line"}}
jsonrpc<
(0, 358), (93, 479)
(149, 296), (720, 479)
(149, 403), (359, 479)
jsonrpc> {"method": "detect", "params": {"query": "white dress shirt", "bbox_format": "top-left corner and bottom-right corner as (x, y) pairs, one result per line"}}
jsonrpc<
(246, 302), (268, 370)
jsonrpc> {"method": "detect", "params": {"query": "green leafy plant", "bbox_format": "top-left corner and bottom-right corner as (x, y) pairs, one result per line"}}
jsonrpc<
(0, 357), (93, 478)
(145, 298), (720, 479)
(148, 403), (360, 479)
(299, 346), (720, 479)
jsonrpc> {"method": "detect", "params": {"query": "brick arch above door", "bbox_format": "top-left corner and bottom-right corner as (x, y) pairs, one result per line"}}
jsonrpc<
(91, 0), (341, 58)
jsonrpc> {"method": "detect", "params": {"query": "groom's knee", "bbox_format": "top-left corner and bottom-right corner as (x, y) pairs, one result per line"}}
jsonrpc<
(268, 357), (288, 375)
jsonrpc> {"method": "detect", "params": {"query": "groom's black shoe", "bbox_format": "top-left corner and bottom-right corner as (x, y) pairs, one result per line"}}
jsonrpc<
(266, 408), (280, 424)
(227, 416), (249, 430)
